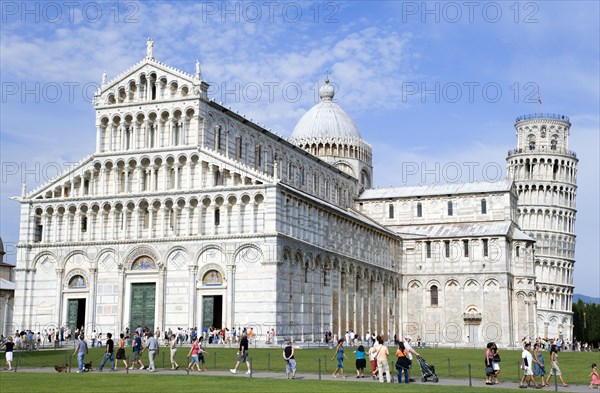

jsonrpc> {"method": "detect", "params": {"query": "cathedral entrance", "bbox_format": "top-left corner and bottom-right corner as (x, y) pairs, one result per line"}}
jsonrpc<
(67, 298), (86, 332)
(202, 295), (223, 329)
(129, 283), (156, 331)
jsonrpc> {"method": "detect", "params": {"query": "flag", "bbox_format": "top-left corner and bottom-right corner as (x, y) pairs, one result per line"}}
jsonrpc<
(537, 89), (542, 104)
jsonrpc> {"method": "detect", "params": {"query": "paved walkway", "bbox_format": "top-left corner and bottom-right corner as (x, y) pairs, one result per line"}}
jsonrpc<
(4, 367), (585, 392)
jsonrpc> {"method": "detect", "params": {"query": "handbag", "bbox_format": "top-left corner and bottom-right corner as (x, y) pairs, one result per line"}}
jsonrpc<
(486, 366), (494, 375)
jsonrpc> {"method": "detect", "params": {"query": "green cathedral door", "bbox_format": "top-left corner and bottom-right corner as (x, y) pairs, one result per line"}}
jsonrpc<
(130, 283), (156, 331)
(67, 299), (86, 332)
(202, 295), (223, 329)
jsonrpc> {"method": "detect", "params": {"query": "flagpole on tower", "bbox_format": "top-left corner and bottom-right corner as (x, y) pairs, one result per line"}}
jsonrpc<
(537, 86), (542, 114)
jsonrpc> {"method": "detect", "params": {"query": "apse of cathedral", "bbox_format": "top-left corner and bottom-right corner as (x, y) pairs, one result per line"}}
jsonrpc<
(12, 41), (576, 346)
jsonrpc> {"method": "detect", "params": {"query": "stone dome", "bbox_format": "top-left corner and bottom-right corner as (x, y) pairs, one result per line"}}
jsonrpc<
(289, 78), (363, 143)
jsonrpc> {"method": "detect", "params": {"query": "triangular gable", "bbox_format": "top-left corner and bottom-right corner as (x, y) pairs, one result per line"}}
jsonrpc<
(101, 57), (196, 93)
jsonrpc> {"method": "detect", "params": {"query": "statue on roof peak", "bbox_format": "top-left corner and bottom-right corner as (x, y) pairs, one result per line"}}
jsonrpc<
(146, 37), (154, 59)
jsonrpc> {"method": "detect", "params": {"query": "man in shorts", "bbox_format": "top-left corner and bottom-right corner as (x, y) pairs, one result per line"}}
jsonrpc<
(283, 340), (296, 379)
(519, 342), (541, 388)
(230, 332), (251, 374)
(129, 332), (145, 370)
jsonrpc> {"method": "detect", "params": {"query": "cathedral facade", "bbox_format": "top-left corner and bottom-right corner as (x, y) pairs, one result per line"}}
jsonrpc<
(11, 43), (576, 347)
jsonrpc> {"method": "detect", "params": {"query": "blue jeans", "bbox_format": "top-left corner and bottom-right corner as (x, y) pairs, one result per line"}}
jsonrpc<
(397, 367), (409, 383)
(77, 353), (85, 371)
(99, 352), (115, 370)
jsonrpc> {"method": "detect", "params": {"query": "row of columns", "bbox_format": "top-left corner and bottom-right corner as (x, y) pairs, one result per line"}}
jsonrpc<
(518, 211), (576, 234)
(100, 117), (195, 153)
(509, 159), (577, 184)
(32, 199), (263, 243)
(53, 159), (259, 201)
(516, 187), (576, 209)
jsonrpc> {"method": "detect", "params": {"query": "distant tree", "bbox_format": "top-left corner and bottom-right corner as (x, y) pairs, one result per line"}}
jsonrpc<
(572, 300), (600, 347)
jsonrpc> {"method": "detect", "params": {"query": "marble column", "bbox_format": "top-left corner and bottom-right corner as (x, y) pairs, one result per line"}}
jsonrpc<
(157, 266), (166, 331)
(188, 266), (198, 329)
(116, 265), (126, 332)
(88, 268), (98, 331)
(226, 265), (235, 329)
(54, 268), (64, 327)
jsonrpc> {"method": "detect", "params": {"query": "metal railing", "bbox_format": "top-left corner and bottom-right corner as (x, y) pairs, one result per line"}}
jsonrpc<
(515, 113), (570, 123)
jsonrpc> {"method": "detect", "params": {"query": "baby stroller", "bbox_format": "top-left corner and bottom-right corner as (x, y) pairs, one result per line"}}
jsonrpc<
(416, 355), (439, 382)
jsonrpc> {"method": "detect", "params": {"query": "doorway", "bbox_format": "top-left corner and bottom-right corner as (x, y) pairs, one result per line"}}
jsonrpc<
(67, 298), (86, 333)
(130, 283), (156, 332)
(202, 295), (223, 329)
(467, 324), (479, 343)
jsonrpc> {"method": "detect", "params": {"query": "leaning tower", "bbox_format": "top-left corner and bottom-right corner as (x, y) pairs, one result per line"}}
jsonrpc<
(506, 113), (577, 341)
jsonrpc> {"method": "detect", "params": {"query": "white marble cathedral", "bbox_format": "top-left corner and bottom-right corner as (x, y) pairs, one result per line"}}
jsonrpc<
(12, 41), (577, 346)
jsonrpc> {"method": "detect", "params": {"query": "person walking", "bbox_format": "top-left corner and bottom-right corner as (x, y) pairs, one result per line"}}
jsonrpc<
(491, 342), (501, 384)
(485, 342), (495, 385)
(187, 337), (200, 371)
(169, 334), (179, 370)
(589, 363), (599, 389)
(72, 334), (88, 373)
(198, 337), (208, 371)
(549, 344), (568, 387)
(368, 342), (378, 379)
(129, 331), (145, 370)
(230, 332), (251, 374)
(395, 341), (410, 383)
(1, 336), (14, 371)
(331, 339), (348, 378)
(376, 336), (391, 383)
(533, 343), (549, 386)
(146, 333), (159, 372)
(519, 342), (541, 388)
(115, 333), (128, 370)
(98, 332), (115, 371)
(354, 344), (366, 378)
(403, 337), (420, 382)
(283, 340), (297, 379)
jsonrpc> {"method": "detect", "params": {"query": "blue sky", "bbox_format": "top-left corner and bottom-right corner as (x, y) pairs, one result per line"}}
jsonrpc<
(1, 1), (598, 296)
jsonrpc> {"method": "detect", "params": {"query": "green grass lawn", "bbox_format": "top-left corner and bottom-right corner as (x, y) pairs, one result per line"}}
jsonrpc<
(8, 345), (599, 386)
(0, 373), (522, 393)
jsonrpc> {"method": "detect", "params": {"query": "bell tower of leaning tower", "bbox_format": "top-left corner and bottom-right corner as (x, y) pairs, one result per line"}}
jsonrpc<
(506, 113), (577, 341)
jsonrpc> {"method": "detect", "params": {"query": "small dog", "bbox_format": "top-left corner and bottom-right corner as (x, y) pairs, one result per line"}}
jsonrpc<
(55, 364), (68, 373)
(84, 361), (93, 372)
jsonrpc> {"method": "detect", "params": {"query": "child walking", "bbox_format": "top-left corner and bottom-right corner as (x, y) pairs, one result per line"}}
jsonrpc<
(354, 345), (366, 378)
(590, 363), (599, 389)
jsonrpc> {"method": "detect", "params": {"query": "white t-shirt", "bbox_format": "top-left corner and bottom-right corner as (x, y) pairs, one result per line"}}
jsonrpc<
(369, 344), (379, 361)
(404, 341), (414, 360)
(522, 349), (533, 370)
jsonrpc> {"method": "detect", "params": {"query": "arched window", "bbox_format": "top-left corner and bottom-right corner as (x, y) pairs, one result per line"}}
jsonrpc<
(417, 202), (423, 218)
(430, 285), (439, 306)
(255, 145), (262, 169)
(388, 204), (394, 219)
(481, 198), (487, 214)
(529, 140), (536, 150)
(214, 125), (222, 151)
(81, 215), (88, 232)
(447, 201), (453, 216)
(214, 208), (220, 226)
